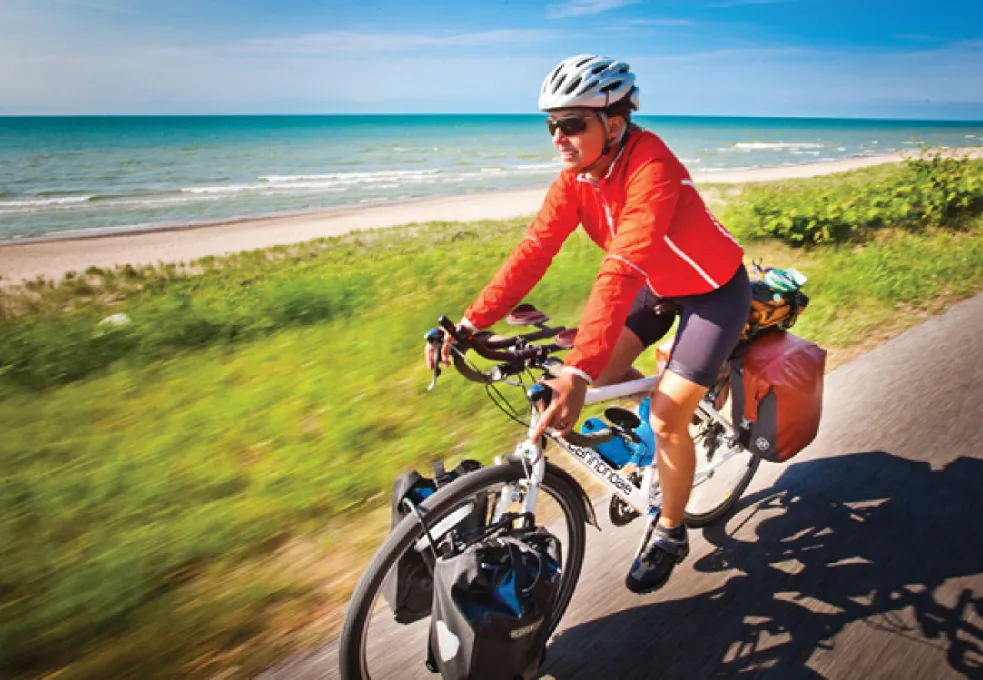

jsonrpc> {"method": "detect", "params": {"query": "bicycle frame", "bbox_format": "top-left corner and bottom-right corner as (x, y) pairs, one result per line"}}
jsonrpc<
(496, 372), (748, 522)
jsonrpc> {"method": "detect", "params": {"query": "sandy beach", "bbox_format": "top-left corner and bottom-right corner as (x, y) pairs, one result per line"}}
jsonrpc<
(2, 149), (980, 285)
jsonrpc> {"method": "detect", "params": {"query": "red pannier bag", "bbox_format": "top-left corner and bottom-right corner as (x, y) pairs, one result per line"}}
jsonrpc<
(730, 331), (827, 462)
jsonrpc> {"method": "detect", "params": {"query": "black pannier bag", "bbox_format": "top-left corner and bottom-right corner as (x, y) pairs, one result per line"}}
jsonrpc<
(383, 459), (487, 624)
(427, 521), (562, 680)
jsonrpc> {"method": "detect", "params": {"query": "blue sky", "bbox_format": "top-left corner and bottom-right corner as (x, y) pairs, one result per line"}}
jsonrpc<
(1, 0), (982, 118)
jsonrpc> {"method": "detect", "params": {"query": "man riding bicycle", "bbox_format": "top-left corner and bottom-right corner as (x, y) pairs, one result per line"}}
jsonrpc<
(426, 54), (752, 594)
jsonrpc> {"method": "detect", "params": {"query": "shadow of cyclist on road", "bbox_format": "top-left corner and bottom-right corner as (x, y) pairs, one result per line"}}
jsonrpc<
(542, 451), (983, 679)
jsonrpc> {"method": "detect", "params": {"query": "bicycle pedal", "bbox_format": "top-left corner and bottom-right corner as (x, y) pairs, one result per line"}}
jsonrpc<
(608, 495), (639, 526)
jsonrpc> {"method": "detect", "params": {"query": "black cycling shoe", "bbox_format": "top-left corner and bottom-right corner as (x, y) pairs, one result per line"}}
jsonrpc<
(625, 519), (689, 594)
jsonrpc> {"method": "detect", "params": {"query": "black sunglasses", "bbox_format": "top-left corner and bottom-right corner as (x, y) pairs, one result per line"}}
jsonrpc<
(546, 114), (593, 137)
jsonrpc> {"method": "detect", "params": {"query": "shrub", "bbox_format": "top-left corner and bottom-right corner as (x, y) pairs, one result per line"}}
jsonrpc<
(724, 153), (983, 246)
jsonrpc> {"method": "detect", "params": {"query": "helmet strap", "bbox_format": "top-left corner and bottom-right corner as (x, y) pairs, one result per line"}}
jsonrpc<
(598, 112), (612, 156)
(584, 111), (625, 179)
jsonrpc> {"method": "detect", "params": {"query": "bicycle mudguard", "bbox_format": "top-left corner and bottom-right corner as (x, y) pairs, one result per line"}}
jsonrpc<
(503, 456), (600, 531)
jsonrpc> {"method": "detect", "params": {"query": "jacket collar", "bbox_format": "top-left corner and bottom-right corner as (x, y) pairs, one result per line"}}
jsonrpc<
(577, 130), (632, 185)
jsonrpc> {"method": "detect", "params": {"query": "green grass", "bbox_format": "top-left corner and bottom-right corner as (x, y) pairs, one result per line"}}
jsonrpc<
(2, 158), (983, 678)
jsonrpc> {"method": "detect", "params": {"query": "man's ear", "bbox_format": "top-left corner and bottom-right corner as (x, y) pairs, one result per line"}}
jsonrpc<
(609, 115), (627, 143)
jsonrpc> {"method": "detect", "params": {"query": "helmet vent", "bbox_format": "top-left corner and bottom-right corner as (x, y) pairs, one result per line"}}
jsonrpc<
(575, 57), (593, 67)
(553, 74), (567, 93)
(563, 76), (583, 95)
(600, 79), (623, 93)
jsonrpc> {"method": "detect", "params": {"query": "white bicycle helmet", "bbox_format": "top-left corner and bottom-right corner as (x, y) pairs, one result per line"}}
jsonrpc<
(539, 54), (639, 112)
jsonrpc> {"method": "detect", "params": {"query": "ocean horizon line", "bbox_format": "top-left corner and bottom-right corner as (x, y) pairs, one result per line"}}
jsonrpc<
(3, 112), (983, 125)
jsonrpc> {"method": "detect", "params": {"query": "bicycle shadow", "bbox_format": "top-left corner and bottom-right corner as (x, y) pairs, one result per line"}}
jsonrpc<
(542, 451), (983, 679)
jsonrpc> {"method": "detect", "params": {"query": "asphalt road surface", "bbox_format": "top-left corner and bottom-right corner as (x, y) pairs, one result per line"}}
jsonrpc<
(261, 292), (983, 679)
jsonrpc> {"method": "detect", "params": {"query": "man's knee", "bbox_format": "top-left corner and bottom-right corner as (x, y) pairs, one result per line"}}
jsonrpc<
(649, 397), (698, 442)
(650, 414), (689, 443)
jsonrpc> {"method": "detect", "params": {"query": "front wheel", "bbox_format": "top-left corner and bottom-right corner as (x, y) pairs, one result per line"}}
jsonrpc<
(338, 460), (589, 680)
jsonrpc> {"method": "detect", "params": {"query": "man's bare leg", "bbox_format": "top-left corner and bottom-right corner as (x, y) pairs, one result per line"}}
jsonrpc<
(594, 328), (646, 387)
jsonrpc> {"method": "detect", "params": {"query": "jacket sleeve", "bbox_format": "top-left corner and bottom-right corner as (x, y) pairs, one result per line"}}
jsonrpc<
(463, 177), (580, 330)
(564, 158), (683, 381)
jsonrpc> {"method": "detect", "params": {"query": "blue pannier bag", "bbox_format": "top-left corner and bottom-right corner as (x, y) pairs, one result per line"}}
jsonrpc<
(384, 460), (486, 624)
(427, 518), (562, 679)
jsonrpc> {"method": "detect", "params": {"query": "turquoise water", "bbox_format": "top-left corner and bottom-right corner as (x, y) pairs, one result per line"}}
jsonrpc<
(1, 115), (981, 240)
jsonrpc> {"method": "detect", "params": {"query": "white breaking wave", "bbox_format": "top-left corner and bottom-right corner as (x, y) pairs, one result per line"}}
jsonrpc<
(179, 170), (445, 195)
(3, 162), (560, 219)
(258, 169), (442, 185)
(733, 142), (825, 151)
(515, 162), (562, 171)
(0, 195), (92, 209)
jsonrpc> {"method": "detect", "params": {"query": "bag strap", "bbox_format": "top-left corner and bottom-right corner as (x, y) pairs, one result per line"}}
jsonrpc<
(432, 460), (449, 487)
(729, 357), (746, 429)
(401, 497), (440, 563)
(499, 534), (547, 595)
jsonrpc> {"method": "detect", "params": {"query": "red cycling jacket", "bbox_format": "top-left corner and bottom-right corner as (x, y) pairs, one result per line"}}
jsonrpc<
(463, 129), (744, 382)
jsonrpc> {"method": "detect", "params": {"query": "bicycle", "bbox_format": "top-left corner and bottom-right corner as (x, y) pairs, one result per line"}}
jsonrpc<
(339, 306), (761, 680)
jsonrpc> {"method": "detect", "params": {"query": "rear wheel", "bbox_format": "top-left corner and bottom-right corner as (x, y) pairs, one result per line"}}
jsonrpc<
(338, 460), (588, 680)
(684, 382), (760, 527)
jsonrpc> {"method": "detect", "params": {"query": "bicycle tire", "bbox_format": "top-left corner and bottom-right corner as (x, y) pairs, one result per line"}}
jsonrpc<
(338, 460), (588, 680)
(685, 447), (760, 527)
(684, 395), (761, 527)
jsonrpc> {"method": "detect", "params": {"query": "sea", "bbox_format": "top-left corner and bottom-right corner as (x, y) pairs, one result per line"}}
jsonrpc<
(1, 114), (982, 241)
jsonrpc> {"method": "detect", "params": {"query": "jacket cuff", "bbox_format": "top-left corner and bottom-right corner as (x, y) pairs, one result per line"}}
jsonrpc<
(562, 365), (594, 385)
(459, 317), (479, 332)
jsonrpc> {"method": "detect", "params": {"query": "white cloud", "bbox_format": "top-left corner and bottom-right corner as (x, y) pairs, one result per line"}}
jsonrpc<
(42, 0), (129, 10)
(547, 0), (636, 20)
(623, 18), (694, 27)
(0, 43), (560, 113)
(706, 0), (790, 7)
(235, 29), (577, 55)
(603, 19), (694, 32)
(628, 43), (983, 118)
(2, 13), (982, 118)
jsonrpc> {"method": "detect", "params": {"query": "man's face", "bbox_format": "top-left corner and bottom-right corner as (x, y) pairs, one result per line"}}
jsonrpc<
(545, 108), (608, 173)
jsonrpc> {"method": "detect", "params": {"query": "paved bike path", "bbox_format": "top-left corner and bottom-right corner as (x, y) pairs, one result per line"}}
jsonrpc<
(260, 291), (983, 679)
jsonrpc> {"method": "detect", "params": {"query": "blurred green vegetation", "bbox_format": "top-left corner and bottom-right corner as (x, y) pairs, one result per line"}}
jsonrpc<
(2, 156), (983, 678)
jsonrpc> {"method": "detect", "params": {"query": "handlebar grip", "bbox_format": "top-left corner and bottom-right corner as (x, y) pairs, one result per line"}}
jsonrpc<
(437, 315), (459, 336)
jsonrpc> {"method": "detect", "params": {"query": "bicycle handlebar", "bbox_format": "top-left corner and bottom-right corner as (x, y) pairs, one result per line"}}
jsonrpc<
(437, 315), (567, 363)
(431, 317), (619, 448)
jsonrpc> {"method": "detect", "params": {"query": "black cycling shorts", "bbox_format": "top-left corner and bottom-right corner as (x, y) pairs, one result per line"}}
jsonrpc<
(624, 264), (751, 388)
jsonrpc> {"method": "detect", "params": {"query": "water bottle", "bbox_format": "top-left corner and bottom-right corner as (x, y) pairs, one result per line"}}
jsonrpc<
(580, 397), (656, 469)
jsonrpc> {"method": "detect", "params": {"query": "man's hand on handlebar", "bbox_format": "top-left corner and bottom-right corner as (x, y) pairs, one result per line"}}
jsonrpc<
(424, 328), (455, 370)
(529, 371), (589, 441)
